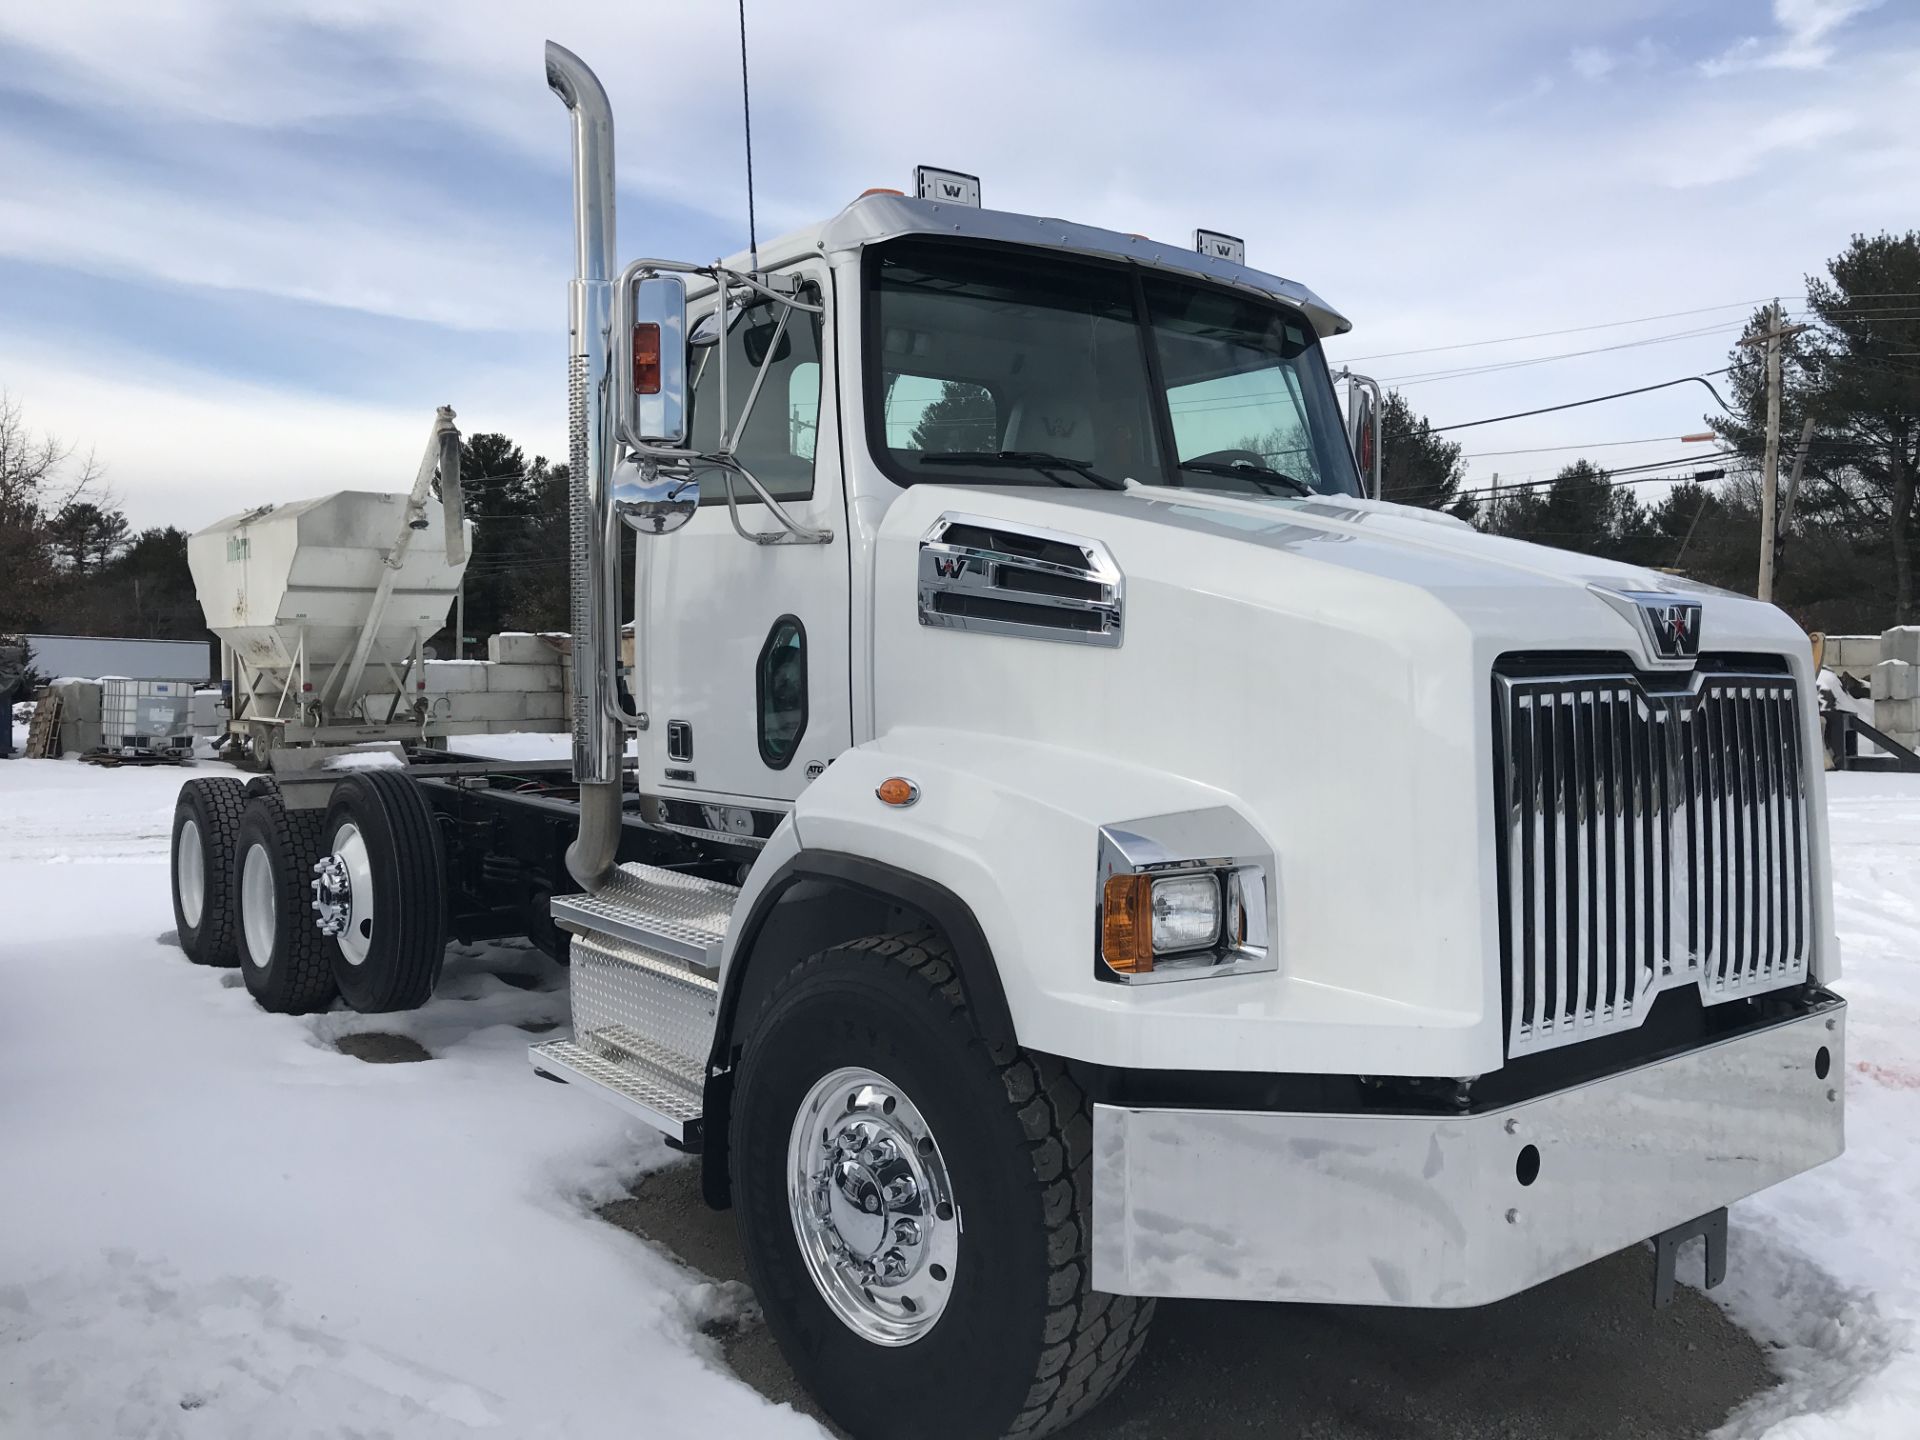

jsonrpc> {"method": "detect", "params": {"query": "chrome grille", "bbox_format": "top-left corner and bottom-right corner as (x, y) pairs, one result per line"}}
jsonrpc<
(1494, 666), (1811, 1057)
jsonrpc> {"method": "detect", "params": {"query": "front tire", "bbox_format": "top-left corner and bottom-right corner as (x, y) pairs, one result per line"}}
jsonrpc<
(730, 931), (1153, 1440)
(171, 777), (247, 966)
(235, 793), (337, 1014)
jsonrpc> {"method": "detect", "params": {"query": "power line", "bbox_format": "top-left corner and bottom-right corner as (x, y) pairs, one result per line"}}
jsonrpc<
(1380, 322), (1747, 386)
(1434, 372), (1734, 433)
(1338, 299), (1778, 363)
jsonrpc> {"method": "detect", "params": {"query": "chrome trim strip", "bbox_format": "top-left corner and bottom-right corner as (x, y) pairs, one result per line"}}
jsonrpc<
(1092, 1001), (1845, 1306)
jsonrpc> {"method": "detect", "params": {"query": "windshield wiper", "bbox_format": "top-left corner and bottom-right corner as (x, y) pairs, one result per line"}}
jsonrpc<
(1177, 459), (1313, 497)
(917, 450), (1126, 492)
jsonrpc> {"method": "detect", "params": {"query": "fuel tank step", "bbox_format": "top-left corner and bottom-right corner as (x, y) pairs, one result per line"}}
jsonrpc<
(548, 862), (740, 976)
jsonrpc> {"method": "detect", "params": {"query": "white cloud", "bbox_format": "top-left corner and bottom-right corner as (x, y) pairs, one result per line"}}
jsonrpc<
(1571, 45), (1617, 80)
(1701, 0), (1883, 76)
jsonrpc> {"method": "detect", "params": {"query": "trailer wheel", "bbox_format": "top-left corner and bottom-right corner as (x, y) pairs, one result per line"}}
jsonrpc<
(235, 793), (337, 1014)
(171, 777), (248, 966)
(730, 930), (1153, 1440)
(315, 771), (447, 1012)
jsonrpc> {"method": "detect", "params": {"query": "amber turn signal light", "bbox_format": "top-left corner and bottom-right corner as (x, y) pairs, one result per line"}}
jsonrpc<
(1101, 874), (1153, 974)
(876, 777), (919, 807)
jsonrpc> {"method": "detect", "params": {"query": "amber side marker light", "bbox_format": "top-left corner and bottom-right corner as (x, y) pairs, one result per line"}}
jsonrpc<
(632, 323), (662, 395)
(1101, 874), (1153, 974)
(876, 777), (919, 807)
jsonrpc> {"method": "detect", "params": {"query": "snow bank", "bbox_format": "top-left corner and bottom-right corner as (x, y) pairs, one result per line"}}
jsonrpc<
(0, 756), (818, 1438)
(1710, 773), (1920, 1438)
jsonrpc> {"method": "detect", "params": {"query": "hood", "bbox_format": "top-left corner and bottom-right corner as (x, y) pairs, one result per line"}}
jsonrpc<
(888, 483), (1803, 670)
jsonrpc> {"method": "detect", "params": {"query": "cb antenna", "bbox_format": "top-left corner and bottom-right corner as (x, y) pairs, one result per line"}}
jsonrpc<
(738, 0), (758, 274)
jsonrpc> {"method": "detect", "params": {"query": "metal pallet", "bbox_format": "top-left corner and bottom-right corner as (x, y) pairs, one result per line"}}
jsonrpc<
(533, 863), (739, 1146)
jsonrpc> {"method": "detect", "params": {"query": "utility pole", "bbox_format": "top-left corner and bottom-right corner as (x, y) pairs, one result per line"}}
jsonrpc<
(1776, 416), (1819, 563)
(1742, 301), (1810, 603)
(454, 579), (466, 662)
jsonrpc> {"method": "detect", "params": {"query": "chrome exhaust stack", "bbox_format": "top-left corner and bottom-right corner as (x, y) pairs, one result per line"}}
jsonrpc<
(546, 40), (623, 891)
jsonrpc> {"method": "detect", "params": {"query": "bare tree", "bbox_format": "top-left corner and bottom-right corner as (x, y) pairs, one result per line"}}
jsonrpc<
(0, 391), (108, 630)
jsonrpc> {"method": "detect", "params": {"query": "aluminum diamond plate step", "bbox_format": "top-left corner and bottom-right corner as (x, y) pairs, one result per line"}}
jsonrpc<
(529, 1036), (705, 1146)
(548, 862), (739, 976)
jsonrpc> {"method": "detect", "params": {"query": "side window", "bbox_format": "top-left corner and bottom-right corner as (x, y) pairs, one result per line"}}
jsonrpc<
(689, 282), (824, 503)
(882, 373), (999, 456)
(756, 615), (807, 769)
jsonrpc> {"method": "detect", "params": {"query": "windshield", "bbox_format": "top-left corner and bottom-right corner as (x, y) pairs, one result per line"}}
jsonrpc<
(864, 237), (1361, 499)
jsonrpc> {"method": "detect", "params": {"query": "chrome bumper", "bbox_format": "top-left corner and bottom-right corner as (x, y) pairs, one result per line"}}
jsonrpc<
(1090, 1001), (1845, 1307)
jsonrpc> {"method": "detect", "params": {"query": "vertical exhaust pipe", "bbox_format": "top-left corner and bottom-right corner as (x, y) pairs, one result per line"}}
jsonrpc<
(547, 41), (623, 891)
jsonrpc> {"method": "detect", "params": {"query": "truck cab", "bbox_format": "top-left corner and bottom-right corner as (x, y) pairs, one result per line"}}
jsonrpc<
(168, 42), (1844, 1440)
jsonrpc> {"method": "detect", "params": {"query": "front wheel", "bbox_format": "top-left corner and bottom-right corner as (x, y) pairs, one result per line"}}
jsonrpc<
(730, 932), (1153, 1440)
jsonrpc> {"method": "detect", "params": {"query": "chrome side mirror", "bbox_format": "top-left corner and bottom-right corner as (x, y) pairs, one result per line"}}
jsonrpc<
(1339, 370), (1384, 500)
(611, 458), (698, 536)
(619, 273), (689, 446)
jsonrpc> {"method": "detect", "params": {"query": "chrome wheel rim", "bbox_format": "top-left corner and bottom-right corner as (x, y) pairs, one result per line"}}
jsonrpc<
(330, 822), (375, 966)
(786, 1065), (959, 1346)
(176, 818), (204, 929)
(240, 843), (276, 966)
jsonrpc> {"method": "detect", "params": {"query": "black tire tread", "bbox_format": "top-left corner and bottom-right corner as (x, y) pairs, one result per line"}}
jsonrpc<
(173, 777), (248, 966)
(237, 792), (337, 1014)
(325, 770), (445, 1012)
(746, 929), (1154, 1440)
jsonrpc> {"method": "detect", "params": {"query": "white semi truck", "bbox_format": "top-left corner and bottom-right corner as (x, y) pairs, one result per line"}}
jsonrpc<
(167, 42), (1845, 1439)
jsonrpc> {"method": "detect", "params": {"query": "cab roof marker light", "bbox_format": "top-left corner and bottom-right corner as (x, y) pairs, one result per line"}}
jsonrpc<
(915, 166), (981, 208)
(1194, 228), (1246, 265)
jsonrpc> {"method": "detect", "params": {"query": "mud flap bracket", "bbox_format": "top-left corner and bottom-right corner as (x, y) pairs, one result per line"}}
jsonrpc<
(1652, 1207), (1728, 1309)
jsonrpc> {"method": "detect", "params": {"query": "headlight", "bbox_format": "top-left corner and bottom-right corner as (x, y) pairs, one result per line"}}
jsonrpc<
(1149, 874), (1220, 953)
(1096, 807), (1274, 984)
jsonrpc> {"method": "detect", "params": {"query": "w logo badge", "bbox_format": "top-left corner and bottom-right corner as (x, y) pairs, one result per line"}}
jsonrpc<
(1637, 597), (1703, 660)
(932, 554), (968, 579)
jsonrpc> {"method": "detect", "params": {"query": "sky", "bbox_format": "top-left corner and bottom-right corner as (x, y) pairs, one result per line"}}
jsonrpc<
(1, 0), (1916, 532)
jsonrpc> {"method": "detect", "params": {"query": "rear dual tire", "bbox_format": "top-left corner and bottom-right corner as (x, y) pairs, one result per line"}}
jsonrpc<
(235, 791), (338, 1014)
(316, 771), (448, 1013)
(171, 777), (248, 967)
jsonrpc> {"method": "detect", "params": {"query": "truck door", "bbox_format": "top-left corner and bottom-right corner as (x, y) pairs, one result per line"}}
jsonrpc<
(635, 259), (851, 812)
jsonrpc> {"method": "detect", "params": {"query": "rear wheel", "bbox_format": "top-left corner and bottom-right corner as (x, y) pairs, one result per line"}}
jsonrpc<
(314, 771), (447, 1012)
(235, 793), (336, 1014)
(730, 931), (1153, 1440)
(171, 777), (247, 966)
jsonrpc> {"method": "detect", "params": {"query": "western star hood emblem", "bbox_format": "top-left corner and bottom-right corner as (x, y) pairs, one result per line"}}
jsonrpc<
(1589, 586), (1704, 663)
(1605, 587), (1712, 664)
(1640, 597), (1702, 658)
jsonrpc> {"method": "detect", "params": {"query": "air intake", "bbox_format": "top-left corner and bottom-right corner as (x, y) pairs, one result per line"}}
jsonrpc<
(918, 512), (1123, 648)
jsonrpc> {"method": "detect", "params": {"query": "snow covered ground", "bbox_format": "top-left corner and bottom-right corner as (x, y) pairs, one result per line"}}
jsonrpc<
(1, 737), (1916, 1438)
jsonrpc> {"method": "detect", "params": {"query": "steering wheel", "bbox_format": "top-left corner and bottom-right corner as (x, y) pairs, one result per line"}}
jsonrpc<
(1185, 449), (1269, 469)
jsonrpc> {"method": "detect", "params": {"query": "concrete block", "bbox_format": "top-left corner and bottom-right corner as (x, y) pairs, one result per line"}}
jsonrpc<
(1882, 626), (1920, 667)
(520, 691), (565, 720)
(1871, 660), (1920, 702)
(1827, 635), (1878, 672)
(440, 691), (537, 722)
(1873, 696), (1920, 734)
(487, 631), (565, 664)
(484, 663), (562, 694)
(424, 660), (488, 693)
